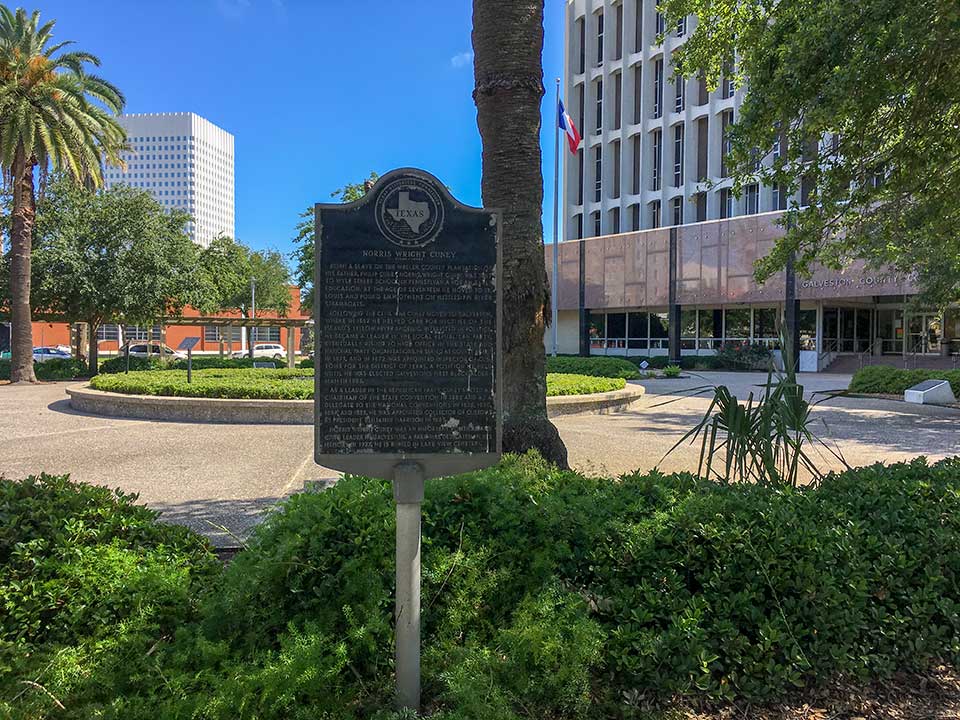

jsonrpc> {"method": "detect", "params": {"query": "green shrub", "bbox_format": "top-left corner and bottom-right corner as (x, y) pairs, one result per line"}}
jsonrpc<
(5, 457), (960, 718)
(545, 373), (626, 396)
(663, 364), (682, 378)
(98, 355), (162, 374)
(545, 355), (639, 379)
(90, 367), (315, 400)
(714, 341), (774, 370)
(99, 355), (266, 374)
(297, 357), (314, 369)
(0, 357), (87, 380)
(850, 365), (960, 398)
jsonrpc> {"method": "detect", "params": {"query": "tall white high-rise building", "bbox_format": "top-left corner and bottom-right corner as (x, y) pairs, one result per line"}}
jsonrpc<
(562, 0), (805, 240)
(104, 112), (235, 248)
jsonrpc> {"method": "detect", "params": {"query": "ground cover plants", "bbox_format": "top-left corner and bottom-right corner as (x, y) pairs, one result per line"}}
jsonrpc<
(2, 454), (960, 719)
(90, 369), (626, 400)
(546, 355), (640, 379)
(0, 358), (88, 381)
(850, 365), (960, 398)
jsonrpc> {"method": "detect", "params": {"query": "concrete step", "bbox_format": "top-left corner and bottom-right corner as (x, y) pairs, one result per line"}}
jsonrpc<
(823, 354), (960, 373)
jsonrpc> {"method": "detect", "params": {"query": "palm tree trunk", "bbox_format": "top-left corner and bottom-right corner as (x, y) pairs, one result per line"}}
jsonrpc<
(472, 0), (568, 467)
(9, 147), (37, 384)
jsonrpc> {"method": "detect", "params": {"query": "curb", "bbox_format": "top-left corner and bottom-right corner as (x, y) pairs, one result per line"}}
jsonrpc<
(67, 383), (646, 425)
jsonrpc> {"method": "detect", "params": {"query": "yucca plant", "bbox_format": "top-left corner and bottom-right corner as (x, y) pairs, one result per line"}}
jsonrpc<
(0, 5), (126, 383)
(661, 333), (847, 486)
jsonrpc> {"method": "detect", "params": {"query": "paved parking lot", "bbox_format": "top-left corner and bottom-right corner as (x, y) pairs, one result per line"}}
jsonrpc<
(1, 373), (957, 545)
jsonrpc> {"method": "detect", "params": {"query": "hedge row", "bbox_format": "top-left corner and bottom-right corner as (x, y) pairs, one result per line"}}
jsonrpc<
(3, 455), (960, 719)
(0, 357), (88, 381)
(850, 365), (960, 398)
(90, 368), (315, 400)
(98, 355), (284, 374)
(545, 373), (626, 396)
(545, 355), (639, 379)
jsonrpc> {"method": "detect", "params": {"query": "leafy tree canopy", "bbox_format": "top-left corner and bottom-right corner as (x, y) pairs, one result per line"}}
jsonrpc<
(20, 178), (205, 329)
(291, 171), (378, 311)
(200, 235), (291, 317)
(662, 0), (960, 306)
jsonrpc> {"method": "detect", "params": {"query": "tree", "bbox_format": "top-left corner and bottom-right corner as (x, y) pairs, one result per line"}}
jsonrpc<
(291, 171), (378, 312)
(0, 6), (125, 383)
(26, 179), (206, 374)
(662, 0), (960, 305)
(472, 0), (568, 467)
(200, 236), (291, 356)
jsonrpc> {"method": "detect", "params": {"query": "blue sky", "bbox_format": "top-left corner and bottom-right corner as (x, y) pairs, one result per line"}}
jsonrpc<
(37, 0), (566, 258)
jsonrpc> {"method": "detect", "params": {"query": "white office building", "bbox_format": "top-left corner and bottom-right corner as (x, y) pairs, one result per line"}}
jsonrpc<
(562, 0), (806, 239)
(104, 112), (235, 248)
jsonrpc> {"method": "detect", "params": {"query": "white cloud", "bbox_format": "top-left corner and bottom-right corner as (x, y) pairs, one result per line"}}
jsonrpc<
(450, 51), (474, 69)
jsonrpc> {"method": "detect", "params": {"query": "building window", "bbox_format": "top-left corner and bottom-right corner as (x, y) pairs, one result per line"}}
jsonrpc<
(252, 327), (281, 343)
(725, 308), (751, 338)
(631, 203), (641, 230)
(655, 11), (665, 37)
(800, 175), (814, 207)
(633, 66), (642, 124)
(719, 188), (733, 218)
(592, 210), (601, 237)
(673, 124), (684, 186)
(595, 78), (603, 134)
(721, 63), (735, 99)
(753, 308), (779, 339)
(652, 59), (663, 118)
(772, 182), (787, 210)
(614, 3), (623, 60)
(671, 196), (683, 226)
(125, 325), (160, 341)
(204, 326), (241, 342)
(575, 213), (584, 239)
(745, 183), (759, 214)
(634, 0), (643, 52)
(594, 146), (602, 201)
(613, 73), (622, 130)
(96, 324), (119, 342)
(577, 149), (584, 204)
(651, 129), (662, 190)
(676, 16), (687, 37)
(674, 74), (684, 113)
(720, 109), (734, 177)
(612, 139), (621, 198)
(650, 200), (661, 228)
(596, 10), (604, 64)
(695, 192), (707, 221)
(610, 207), (621, 234)
(632, 134), (641, 194)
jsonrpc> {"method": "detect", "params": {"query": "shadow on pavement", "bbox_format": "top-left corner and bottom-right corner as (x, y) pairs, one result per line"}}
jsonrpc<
(151, 495), (289, 548)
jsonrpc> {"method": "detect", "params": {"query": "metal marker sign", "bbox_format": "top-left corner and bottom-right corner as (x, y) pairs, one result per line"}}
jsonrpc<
(314, 168), (502, 711)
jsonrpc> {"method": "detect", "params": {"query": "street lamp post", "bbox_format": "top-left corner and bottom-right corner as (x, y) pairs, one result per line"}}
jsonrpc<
(248, 277), (257, 360)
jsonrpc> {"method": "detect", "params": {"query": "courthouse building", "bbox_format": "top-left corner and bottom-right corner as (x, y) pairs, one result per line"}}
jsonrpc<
(547, 0), (955, 371)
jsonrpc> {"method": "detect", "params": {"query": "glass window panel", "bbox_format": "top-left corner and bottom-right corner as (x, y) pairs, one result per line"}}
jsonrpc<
(753, 308), (778, 338)
(588, 312), (605, 342)
(650, 312), (669, 338)
(681, 309), (697, 336)
(628, 312), (648, 339)
(628, 338), (649, 350)
(606, 312), (626, 339)
(725, 308), (751, 338)
(698, 309), (714, 338)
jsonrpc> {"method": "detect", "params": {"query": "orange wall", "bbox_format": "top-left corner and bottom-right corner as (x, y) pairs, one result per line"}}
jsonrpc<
(29, 286), (309, 354)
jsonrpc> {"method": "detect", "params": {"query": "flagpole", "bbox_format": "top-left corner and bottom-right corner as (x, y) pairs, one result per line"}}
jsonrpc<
(551, 77), (561, 357)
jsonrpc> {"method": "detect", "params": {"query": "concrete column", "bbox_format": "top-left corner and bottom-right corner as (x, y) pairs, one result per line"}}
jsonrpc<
(286, 326), (296, 368)
(784, 252), (801, 370)
(578, 242), (589, 356)
(668, 227), (681, 363)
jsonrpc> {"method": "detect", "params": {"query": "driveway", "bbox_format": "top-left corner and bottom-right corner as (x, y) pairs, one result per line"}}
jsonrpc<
(1, 374), (957, 545)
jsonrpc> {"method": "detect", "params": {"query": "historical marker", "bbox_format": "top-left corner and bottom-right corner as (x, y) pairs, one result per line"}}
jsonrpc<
(314, 168), (502, 711)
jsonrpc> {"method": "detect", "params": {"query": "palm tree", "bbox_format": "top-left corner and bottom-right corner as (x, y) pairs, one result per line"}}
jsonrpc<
(0, 6), (125, 383)
(472, 0), (568, 467)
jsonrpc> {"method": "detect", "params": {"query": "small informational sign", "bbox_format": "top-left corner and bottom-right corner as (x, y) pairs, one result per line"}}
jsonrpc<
(639, 360), (649, 370)
(314, 168), (502, 481)
(177, 337), (200, 351)
(314, 169), (501, 478)
(905, 379), (955, 405)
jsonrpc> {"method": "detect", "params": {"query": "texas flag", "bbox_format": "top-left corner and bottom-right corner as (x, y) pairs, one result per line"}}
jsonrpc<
(558, 99), (581, 154)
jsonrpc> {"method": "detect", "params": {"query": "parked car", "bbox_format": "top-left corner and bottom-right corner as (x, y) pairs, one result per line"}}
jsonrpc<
(128, 343), (187, 360)
(232, 343), (287, 360)
(33, 346), (73, 363)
